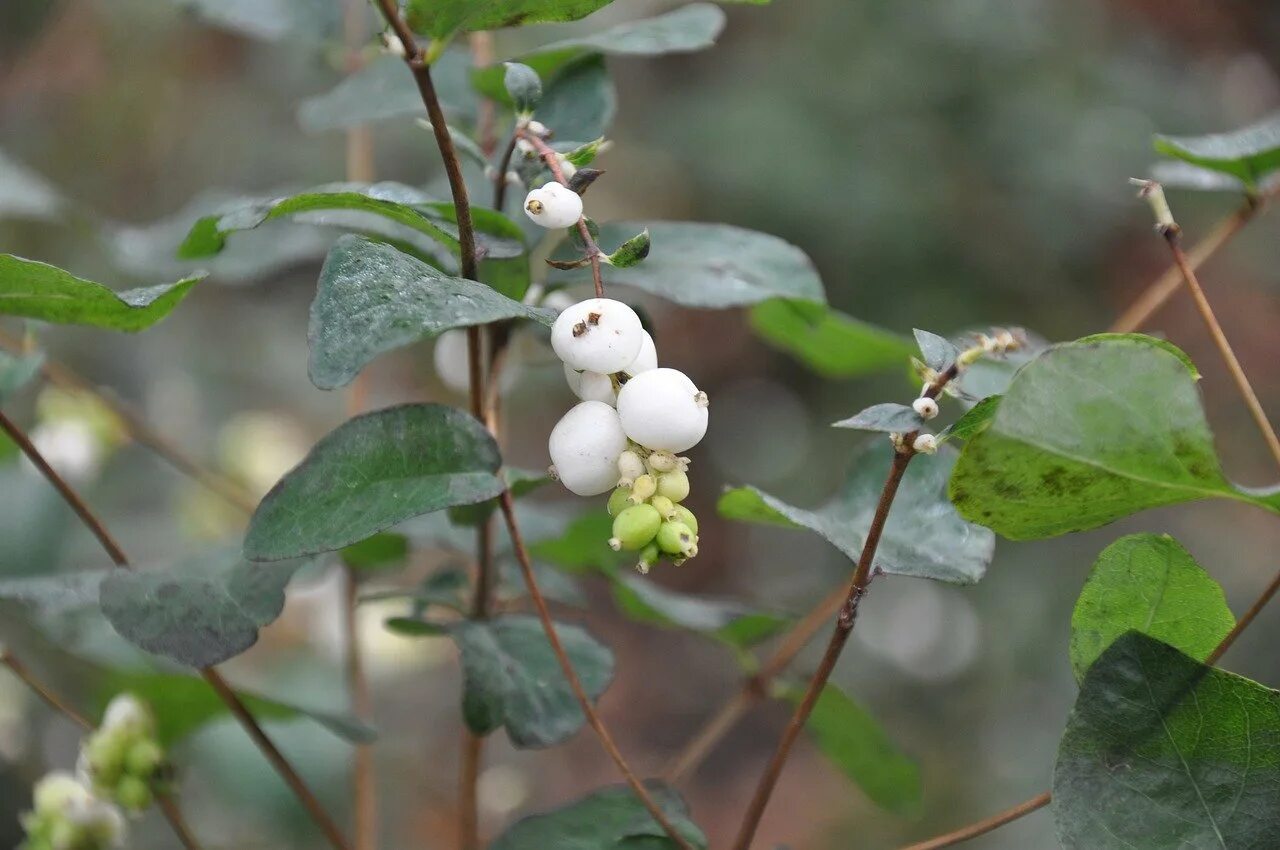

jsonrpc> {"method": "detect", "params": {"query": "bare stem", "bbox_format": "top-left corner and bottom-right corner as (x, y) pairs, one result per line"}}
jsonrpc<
(731, 450), (912, 850)
(493, 133), (520, 212)
(2, 651), (205, 850)
(0, 328), (256, 514)
(458, 732), (484, 850)
(1161, 225), (1280, 471)
(498, 490), (696, 850)
(0, 407), (351, 850)
(898, 792), (1052, 850)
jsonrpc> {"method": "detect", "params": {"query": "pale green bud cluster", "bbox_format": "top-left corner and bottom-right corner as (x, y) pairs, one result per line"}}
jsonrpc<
(20, 772), (125, 850)
(20, 694), (167, 850)
(78, 695), (168, 813)
(607, 449), (700, 573)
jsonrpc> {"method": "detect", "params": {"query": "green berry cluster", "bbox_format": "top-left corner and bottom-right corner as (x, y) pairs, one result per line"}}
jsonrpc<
(79, 695), (168, 814)
(606, 448), (700, 573)
(20, 773), (125, 850)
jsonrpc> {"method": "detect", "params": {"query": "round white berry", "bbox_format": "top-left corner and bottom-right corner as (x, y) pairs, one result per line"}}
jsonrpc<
(616, 368), (709, 453)
(564, 365), (616, 404)
(913, 433), (938, 454)
(550, 298), (644, 374)
(548, 401), (629, 496)
(563, 331), (657, 405)
(912, 397), (939, 420)
(524, 182), (582, 229)
(434, 330), (520, 396)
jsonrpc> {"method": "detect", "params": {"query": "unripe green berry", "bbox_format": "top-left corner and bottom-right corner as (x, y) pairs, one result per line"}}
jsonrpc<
(656, 520), (696, 556)
(606, 487), (632, 516)
(49, 820), (79, 849)
(115, 775), (153, 812)
(86, 734), (128, 783)
(655, 470), (689, 502)
(648, 495), (676, 519)
(628, 473), (656, 504)
(636, 542), (660, 575)
(609, 504), (662, 551)
(125, 740), (164, 779)
(671, 504), (698, 534)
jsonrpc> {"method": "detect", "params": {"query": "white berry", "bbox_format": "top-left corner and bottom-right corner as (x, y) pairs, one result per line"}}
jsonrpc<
(524, 182), (582, 229)
(912, 397), (939, 420)
(563, 331), (657, 404)
(550, 298), (644, 374)
(616, 368), (709, 453)
(434, 329), (520, 396)
(913, 433), (938, 454)
(548, 401), (629, 496)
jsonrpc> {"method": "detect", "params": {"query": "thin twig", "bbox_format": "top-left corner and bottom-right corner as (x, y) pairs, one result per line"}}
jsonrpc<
(0, 327), (256, 514)
(458, 731), (484, 850)
(897, 792), (1052, 850)
(498, 490), (696, 850)
(1160, 223), (1280, 471)
(1, 407), (352, 850)
(519, 129), (606, 297)
(1, 651), (204, 850)
(493, 133), (520, 213)
(469, 32), (499, 157)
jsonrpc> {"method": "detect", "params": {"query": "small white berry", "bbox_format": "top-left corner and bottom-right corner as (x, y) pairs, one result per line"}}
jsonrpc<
(548, 401), (629, 496)
(102, 694), (152, 734)
(524, 182), (582, 229)
(912, 397), (939, 420)
(557, 155), (578, 179)
(526, 120), (550, 137)
(434, 329), (520, 396)
(616, 368), (709, 453)
(913, 433), (938, 454)
(551, 298), (644, 374)
(563, 331), (657, 405)
(616, 449), (646, 486)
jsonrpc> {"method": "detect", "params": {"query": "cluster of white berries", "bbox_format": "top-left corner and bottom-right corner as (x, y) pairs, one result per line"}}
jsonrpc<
(21, 694), (164, 850)
(546, 298), (709, 573)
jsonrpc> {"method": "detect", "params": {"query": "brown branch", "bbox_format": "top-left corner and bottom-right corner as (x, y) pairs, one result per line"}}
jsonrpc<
(898, 792), (1052, 850)
(1161, 224), (1280, 471)
(0, 328), (256, 514)
(1, 407), (352, 850)
(1109, 185), (1277, 334)
(1, 650), (204, 850)
(458, 731), (484, 850)
(519, 129), (606, 297)
(498, 490), (696, 850)
(493, 133), (520, 212)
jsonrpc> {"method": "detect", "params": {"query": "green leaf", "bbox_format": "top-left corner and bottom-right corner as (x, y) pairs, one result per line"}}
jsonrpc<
(177, 182), (523, 269)
(938, 395), (1000, 444)
(608, 573), (788, 649)
(748, 300), (913, 379)
(1154, 113), (1280, 189)
(1069, 534), (1233, 682)
(407, 0), (617, 40)
(949, 335), (1280, 540)
(99, 669), (375, 746)
(341, 533), (411, 573)
(605, 228), (651, 269)
(0, 255), (202, 332)
(1149, 160), (1258, 194)
(535, 54), (616, 146)
(99, 550), (308, 668)
(490, 783), (707, 850)
(170, 0), (341, 42)
(0, 349), (44, 402)
(244, 403), (504, 562)
(527, 3), (724, 58)
(1053, 632), (1280, 849)
(297, 51), (476, 133)
(552, 222), (826, 308)
(504, 62), (543, 113)
(832, 402), (923, 434)
(527, 511), (627, 574)
(309, 236), (551, 390)
(451, 614), (613, 748)
(720, 442), (994, 584)
(785, 683), (921, 817)
(914, 329), (958, 372)
(563, 138), (607, 169)
(448, 467), (552, 527)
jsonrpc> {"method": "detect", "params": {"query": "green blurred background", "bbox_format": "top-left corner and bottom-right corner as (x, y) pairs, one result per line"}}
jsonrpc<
(1, 0), (1279, 847)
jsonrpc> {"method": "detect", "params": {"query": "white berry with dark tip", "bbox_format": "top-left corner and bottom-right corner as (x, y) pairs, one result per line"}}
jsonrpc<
(524, 182), (582, 229)
(551, 298), (644, 374)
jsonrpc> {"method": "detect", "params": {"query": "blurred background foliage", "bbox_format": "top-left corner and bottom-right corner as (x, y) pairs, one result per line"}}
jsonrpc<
(1, 0), (1279, 848)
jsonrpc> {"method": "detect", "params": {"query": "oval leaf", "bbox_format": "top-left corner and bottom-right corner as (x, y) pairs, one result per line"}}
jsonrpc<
(749, 299), (913, 379)
(1154, 113), (1280, 188)
(949, 335), (1280, 540)
(552, 221), (825, 308)
(1070, 534), (1234, 681)
(244, 403), (504, 561)
(491, 783), (707, 850)
(0, 255), (202, 332)
(309, 236), (551, 389)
